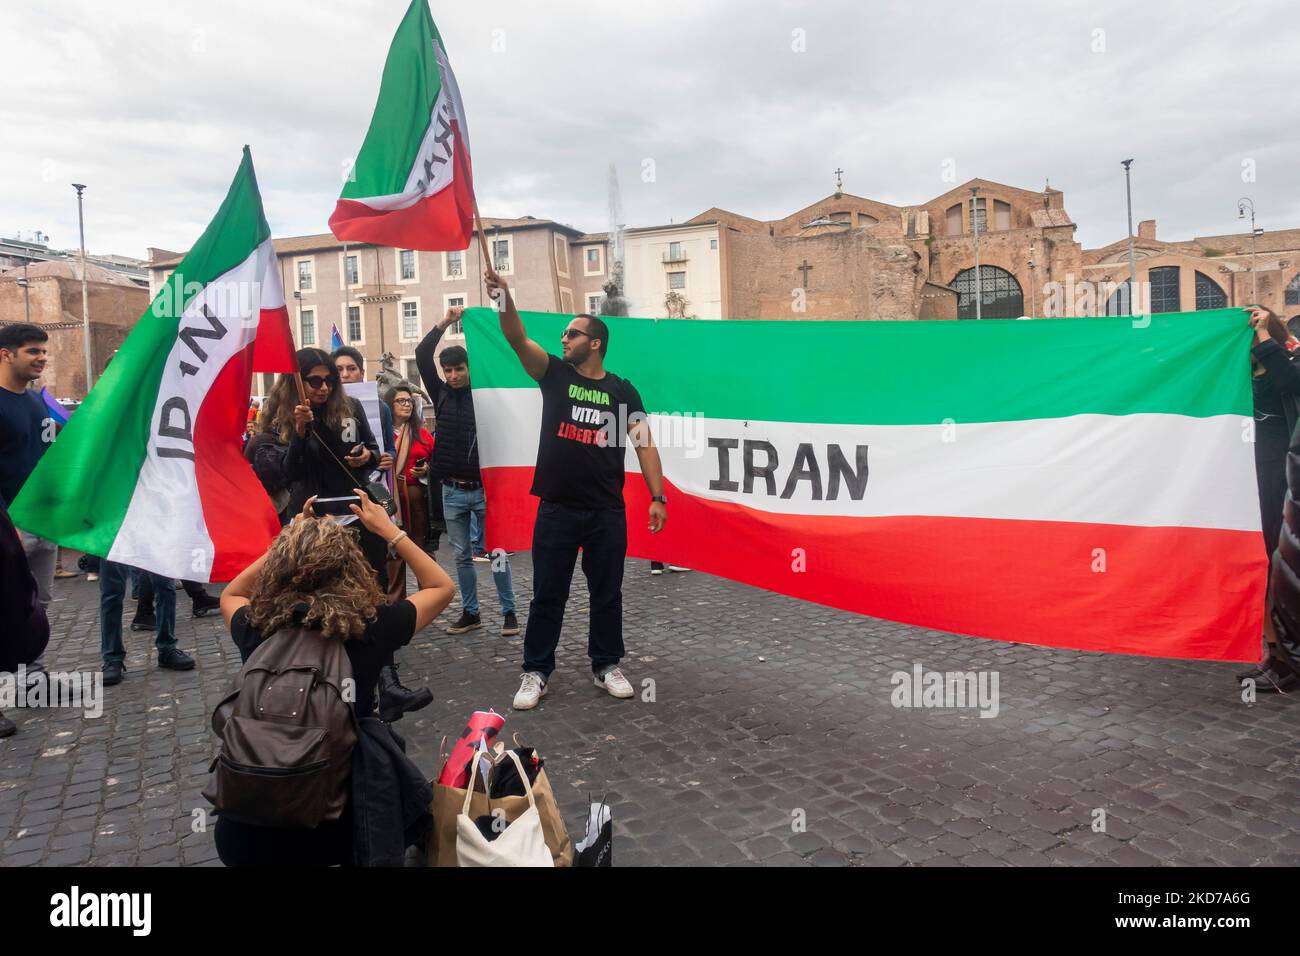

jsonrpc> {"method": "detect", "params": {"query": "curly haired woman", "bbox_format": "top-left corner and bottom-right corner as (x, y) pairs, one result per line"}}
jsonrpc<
(213, 491), (455, 866)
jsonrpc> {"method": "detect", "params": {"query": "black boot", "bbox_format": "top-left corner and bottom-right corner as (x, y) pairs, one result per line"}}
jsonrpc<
(190, 590), (221, 617)
(378, 664), (433, 723)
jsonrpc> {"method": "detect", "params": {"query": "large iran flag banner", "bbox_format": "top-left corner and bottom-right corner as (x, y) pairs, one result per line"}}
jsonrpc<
(465, 306), (1265, 662)
(10, 147), (296, 583)
(328, 0), (474, 250)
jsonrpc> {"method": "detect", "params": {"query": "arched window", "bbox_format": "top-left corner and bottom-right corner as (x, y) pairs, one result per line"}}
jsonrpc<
(951, 266), (1023, 319)
(1286, 274), (1300, 306)
(945, 204), (962, 236)
(1195, 271), (1227, 310)
(993, 200), (1012, 231)
(1149, 266), (1180, 313)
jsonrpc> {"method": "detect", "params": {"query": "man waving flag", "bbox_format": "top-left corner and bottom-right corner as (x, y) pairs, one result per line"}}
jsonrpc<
(10, 147), (296, 583)
(329, 0), (475, 251)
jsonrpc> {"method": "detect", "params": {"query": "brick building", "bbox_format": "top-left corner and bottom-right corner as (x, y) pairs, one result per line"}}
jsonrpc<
(0, 259), (149, 400)
(594, 177), (1300, 325)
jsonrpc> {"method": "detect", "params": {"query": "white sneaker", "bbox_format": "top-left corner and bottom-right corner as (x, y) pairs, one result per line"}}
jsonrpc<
(666, 566), (692, 573)
(594, 666), (634, 699)
(513, 671), (548, 710)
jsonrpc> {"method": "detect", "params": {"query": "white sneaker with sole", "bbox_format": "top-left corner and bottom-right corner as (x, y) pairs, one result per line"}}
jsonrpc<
(513, 671), (548, 710)
(594, 666), (634, 699)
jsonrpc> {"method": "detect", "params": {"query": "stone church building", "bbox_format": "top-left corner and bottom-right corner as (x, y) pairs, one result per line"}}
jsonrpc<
(680, 177), (1300, 324)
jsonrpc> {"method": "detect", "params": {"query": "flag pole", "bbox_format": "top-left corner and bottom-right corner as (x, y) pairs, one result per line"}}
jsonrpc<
(473, 200), (493, 278)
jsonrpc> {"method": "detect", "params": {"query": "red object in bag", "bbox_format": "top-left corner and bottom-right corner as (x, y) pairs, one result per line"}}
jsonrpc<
(437, 710), (506, 787)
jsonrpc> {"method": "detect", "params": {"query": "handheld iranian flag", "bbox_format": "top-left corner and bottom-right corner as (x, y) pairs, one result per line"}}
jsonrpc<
(464, 306), (1265, 662)
(10, 147), (296, 582)
(329, 0), (474, 250)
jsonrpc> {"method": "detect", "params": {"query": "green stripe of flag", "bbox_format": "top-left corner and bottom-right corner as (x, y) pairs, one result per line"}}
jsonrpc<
(9, 147), (272, 554)
(340, 0), (442, 199)
(462, 307), (1253, 424)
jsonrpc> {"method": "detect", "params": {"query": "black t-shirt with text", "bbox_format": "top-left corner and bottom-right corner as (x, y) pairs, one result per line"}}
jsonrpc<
(530, 354), (646, 511)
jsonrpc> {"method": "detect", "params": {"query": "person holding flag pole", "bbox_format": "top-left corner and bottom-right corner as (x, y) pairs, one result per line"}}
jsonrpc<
(9, 147), (301, 686)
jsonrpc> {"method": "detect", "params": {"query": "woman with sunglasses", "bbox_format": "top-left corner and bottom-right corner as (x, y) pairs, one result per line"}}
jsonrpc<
(384, 383), (434, 602)
(275, 348), (385, 573)
(274, 350), (432, 721)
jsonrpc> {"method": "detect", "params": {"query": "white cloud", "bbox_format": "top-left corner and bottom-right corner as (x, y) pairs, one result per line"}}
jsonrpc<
(1, 0), (1295, 259)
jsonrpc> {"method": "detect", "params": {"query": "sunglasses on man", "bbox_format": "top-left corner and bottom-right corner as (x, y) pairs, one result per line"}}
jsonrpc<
(561, 328), (592, 341)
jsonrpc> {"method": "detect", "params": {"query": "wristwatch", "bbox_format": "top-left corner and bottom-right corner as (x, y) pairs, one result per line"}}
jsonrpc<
(651, 495), (667, 504)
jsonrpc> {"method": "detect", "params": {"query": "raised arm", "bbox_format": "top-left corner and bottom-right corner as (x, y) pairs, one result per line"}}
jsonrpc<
(414, 309), (455, 402)
(485, 267), (549, 382)
(349, 489), (455, 631)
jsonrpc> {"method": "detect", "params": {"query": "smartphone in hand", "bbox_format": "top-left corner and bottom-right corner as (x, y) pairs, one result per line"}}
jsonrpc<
(314, 495), (362, 517)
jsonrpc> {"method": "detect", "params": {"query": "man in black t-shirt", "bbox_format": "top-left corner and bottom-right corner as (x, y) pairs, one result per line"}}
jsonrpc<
(485, 268), (667, 710)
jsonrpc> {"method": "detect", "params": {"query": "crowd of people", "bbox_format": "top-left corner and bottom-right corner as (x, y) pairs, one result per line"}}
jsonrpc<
(12, 280), (1296, 861)
(1, 264), (672, 863)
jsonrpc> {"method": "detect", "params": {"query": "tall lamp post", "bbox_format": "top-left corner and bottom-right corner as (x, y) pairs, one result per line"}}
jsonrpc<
(1237, 197), (1260, 301)
(72, 183), (93, 393)
(1121, 160), (1137, 314)
(970, 186), (982, 320)
(18, 262), (30, 322)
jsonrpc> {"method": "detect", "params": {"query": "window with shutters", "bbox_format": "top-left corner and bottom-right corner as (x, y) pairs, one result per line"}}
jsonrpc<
(946, 203), (963, 236)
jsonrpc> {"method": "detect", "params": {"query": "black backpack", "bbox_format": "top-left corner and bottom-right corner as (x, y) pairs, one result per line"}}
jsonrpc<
(203, 627), (357, 828)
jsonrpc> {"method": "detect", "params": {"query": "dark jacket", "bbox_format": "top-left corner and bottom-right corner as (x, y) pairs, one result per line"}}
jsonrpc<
(1251, 339), (1300, 464)
(1268, 347), (1300, 677)
(350, 717), (434, 866)
(283, 397), (380, 514)
(415, 325), (480, 482)
(0, 503), (49, 672)
(1251, 339), (1300, 558)
(244, 431), (290, 522)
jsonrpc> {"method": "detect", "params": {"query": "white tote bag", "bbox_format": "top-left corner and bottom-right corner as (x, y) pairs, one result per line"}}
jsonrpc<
(456, 750), (555, 867)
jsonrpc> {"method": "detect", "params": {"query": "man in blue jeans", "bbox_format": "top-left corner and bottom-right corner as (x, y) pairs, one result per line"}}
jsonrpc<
(485, 268), (668, 710)
(415, 306), (519, 637)
(99, 560), (194, 685)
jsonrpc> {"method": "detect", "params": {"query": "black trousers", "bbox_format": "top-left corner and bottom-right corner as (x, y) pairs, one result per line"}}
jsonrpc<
(214, 811), (352, 867)
(522, 501), (627, 679)
(136, 575), (210, 616)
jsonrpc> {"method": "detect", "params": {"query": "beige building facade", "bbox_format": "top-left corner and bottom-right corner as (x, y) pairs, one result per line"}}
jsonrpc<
(148, 217), (612, 395)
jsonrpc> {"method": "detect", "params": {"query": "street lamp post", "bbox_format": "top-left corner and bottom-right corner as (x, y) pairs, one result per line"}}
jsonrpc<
(72, 183), (93, 393)
(1121, 160), (1137, 314)
(1237, 197), (1259, 301)
(1028, 251), (1037, 318)
(18, 262), (30, 322)
(971, 186), (982, 321)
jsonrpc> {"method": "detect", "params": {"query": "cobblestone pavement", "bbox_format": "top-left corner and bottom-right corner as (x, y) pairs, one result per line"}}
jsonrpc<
(3, 544), (1298, 867)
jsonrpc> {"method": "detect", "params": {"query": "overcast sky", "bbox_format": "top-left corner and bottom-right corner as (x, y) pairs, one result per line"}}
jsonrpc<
(2, 0), (1296, 260)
